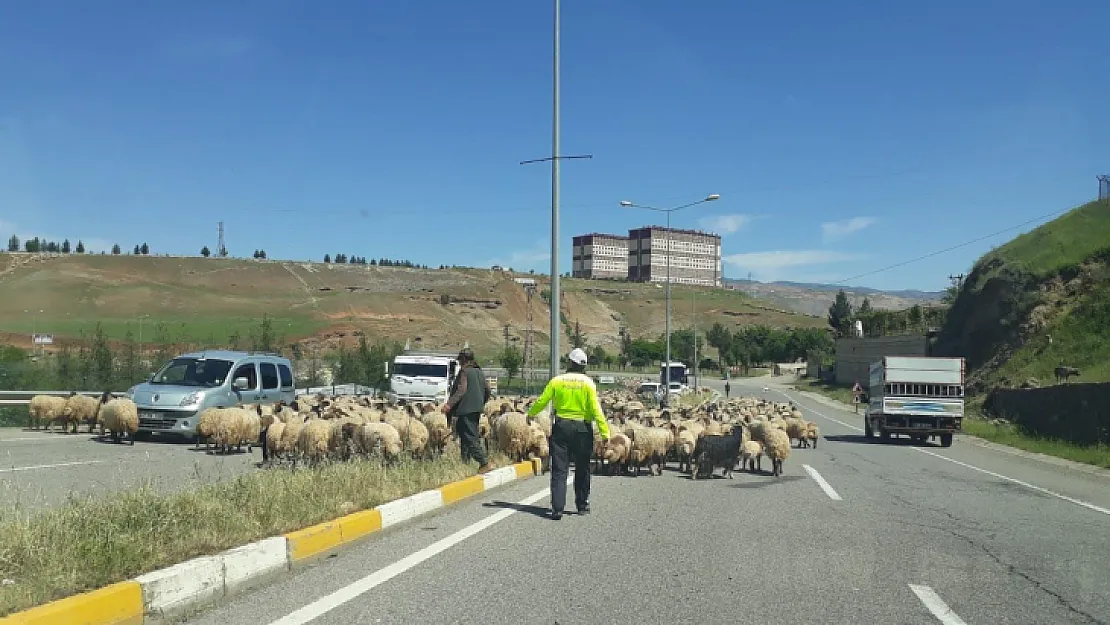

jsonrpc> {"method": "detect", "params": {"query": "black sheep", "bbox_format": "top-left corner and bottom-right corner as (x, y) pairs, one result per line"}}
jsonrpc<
(691, 426), (746, 480)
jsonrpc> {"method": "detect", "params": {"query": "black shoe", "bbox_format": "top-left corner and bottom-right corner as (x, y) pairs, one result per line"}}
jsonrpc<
(577, 504), (590, 515)
(550, 511), (563, 520)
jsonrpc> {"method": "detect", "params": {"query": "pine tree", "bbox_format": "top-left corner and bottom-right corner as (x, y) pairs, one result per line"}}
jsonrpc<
(75, 240), (85, 254)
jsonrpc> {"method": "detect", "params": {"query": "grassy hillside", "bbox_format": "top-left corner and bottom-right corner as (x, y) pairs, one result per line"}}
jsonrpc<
(0, 253), (825, 357)
(936, 199), (1110, 393)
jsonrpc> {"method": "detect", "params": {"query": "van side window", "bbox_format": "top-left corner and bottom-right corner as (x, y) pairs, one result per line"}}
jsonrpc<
(278, 364), (293, 389)
(233, 364), (258, 390)
(260, 362), (279, 390)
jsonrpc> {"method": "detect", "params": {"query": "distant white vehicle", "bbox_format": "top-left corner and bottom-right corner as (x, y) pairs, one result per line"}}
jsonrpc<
(387, 351), (459, 405)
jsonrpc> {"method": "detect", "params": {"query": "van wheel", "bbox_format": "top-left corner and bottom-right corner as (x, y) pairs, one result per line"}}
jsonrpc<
(940, 434), (954, 448)
(879, 428), (891, 441)
(864, 419), (873, 438)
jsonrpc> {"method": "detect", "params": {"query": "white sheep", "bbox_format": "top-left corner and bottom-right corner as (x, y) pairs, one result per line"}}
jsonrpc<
(62, 393), (100, 434)
(28, 395), (66, 431)
(762, 428), (791, 477)
(97, 395), (139, 444)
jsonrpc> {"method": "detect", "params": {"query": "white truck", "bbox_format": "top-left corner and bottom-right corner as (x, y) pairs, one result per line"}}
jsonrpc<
(387, 351), (459, 405)
(864, 356), (965, 447)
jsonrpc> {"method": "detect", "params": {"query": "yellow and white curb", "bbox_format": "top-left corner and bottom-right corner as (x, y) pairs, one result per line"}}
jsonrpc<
(0, 459), (542, 625)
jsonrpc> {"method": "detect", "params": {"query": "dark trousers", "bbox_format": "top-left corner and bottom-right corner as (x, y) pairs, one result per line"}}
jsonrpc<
(454, 412), (488, 466)
(549, 416), (593, 514)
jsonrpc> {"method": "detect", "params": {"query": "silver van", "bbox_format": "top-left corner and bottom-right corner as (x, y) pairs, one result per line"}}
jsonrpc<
(126, 350), (297, 439)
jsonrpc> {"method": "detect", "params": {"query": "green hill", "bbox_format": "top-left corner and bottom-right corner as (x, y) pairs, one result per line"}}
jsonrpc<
(936, 199), (1110, 394)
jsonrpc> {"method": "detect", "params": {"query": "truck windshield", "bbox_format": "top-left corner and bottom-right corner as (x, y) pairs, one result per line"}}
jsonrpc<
(393, 362), (449, 378)
(151, 357), (234, 387)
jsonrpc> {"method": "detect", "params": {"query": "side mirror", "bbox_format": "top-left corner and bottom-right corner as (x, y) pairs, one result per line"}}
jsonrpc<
(147, 372), (155, 382)
(233, 377), (250, 390)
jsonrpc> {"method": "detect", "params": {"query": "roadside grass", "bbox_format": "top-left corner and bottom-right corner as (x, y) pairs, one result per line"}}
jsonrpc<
(792, 378), (1110, 470)
(961, 417), (1110, 470)
(0, 452), (511, 617)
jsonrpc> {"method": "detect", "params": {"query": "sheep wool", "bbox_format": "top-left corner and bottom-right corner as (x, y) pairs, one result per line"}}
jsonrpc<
(63, 394), (100, 434)
(762, 428), (791, 477)
(98, 398), (139, 444)
(29, 395), (67, 431)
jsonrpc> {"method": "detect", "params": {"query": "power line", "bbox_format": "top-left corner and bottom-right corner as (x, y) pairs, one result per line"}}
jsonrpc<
(830, 206), (1076, 286)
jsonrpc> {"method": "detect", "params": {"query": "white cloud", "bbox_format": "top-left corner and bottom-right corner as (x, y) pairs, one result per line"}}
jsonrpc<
(821, 217), (875, 242)
(697, 214), (754, 235)
(723, 249), (866, 282)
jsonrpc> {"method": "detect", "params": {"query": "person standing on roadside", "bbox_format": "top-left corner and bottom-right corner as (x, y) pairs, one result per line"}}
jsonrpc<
(442, 348), (494, 474)
(527, 348), (610, 520)
(724, 380), (731, 398)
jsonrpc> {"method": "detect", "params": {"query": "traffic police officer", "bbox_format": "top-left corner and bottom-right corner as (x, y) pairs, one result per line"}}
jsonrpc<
(527, 347), (610, 520)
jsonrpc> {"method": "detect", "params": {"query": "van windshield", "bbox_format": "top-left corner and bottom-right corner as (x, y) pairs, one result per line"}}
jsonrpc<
(393, 362), (449, 378)
(152, 357), (234, 387)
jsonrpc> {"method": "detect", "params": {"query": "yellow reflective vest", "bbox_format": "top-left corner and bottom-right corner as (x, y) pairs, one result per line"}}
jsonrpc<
(527, 372), (610, 439)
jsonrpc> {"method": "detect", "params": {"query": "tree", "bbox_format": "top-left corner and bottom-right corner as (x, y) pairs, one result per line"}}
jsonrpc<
(75, 240), (85, 254)
(61, 239), (71, 254)
(571, 320), (585, 349)
(112, 244), (121, 255)
(54, 344), (75, 389)
(140, 243), (149, 255)
(499, 345), (523, 382)
(323, 254), (331, 263)
(201, 246), (211, 257)
(907, 304), (924, 331)
(7, 235), (19, 252)
(120, 328), (140, 386)
(250, 314), (277, 353)
(827, 289), (854, 335)
(942, 284), (959, 306)
(133, 244), (141, 255)
(706, 322), (731, 371)
(90, 322), (115, 389)
(587, 345), (607, 369)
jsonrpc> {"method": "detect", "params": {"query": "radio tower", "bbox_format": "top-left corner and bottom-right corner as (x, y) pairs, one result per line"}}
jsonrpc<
(217, 222), (228, 258)
(1099, 175), (1110, 201)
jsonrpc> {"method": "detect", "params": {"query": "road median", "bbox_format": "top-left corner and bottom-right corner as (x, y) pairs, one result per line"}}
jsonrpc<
(0, 457), (543, 624)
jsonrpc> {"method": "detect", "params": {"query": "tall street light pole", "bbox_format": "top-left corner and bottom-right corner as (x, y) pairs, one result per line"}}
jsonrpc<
(519, 0), (592, 379)
(619, 194), (719, 406)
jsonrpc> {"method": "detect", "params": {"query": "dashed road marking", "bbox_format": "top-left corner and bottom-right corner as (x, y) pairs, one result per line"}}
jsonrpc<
(0, 460), (104, 473)
(802, 464), (842, 500)
(909, 584), (969, 625)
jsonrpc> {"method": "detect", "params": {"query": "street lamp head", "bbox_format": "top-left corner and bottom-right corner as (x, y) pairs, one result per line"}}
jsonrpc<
(705, 194), (720, 202)
(619, 200), (633, 207)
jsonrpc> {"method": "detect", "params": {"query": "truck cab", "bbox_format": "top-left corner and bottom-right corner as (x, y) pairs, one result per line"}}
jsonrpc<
(387, 351), (459, 405)
(864, 356), (964, 447)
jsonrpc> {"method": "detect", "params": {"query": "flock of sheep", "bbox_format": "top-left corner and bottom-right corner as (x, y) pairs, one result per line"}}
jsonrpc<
(26, 392), (139, 443)
(25, 385), (821, 481)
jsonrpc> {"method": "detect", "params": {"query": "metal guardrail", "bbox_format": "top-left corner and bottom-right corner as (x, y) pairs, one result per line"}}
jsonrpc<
(0, 390), (121, 406)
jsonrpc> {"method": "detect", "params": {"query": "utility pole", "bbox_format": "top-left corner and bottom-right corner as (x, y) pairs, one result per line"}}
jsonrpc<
(948, 273), (965, 291)
(217, 222), (227, 258)
(518, 0), (592, 379)
(692, 287), (698, 390)
(503, 324), (511, 354)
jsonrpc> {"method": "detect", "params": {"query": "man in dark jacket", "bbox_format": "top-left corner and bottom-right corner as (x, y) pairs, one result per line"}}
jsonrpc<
(441, 348), (494, 474)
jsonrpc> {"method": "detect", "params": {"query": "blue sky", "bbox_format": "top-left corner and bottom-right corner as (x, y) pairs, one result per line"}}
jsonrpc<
(1, 0), (1106, 292)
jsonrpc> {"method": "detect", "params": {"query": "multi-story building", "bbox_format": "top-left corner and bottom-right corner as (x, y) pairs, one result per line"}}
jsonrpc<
(627, 226), (722, 287)
(571, 233), (629, 280)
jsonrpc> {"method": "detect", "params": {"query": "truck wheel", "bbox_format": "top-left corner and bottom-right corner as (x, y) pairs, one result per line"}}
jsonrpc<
(940, 434), (953, 448)
(879, 428), (890, 441)
(864, 419), (873, 438)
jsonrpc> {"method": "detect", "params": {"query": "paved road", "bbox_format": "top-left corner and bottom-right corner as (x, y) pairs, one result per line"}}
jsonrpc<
(0, 428), (258, 510)
(181, 374), (1110, 625)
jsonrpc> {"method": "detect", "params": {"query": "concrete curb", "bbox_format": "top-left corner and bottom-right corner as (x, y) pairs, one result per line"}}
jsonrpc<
(0, 459), (543, 625)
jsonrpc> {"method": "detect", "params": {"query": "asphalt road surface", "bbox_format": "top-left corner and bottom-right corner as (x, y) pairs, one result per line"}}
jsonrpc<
(0, 428), (258, 510)
(180, 374), (1110, 625)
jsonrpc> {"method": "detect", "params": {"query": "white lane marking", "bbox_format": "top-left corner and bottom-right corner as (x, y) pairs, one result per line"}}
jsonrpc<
(0, 460), (104, 473)
(779, 388), (1110, 518)
(267, 476), (571, 625)
(912, 447), (1110, 517)
(802, 464), (842, 500)
(909, 584), (969, 625)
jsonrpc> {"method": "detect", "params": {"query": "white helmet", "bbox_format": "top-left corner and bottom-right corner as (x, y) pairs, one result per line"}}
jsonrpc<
(567, 347), (588, 366)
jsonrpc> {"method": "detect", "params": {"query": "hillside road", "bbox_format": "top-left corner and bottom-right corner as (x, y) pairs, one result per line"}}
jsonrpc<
(182, 376), (1110, 625)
